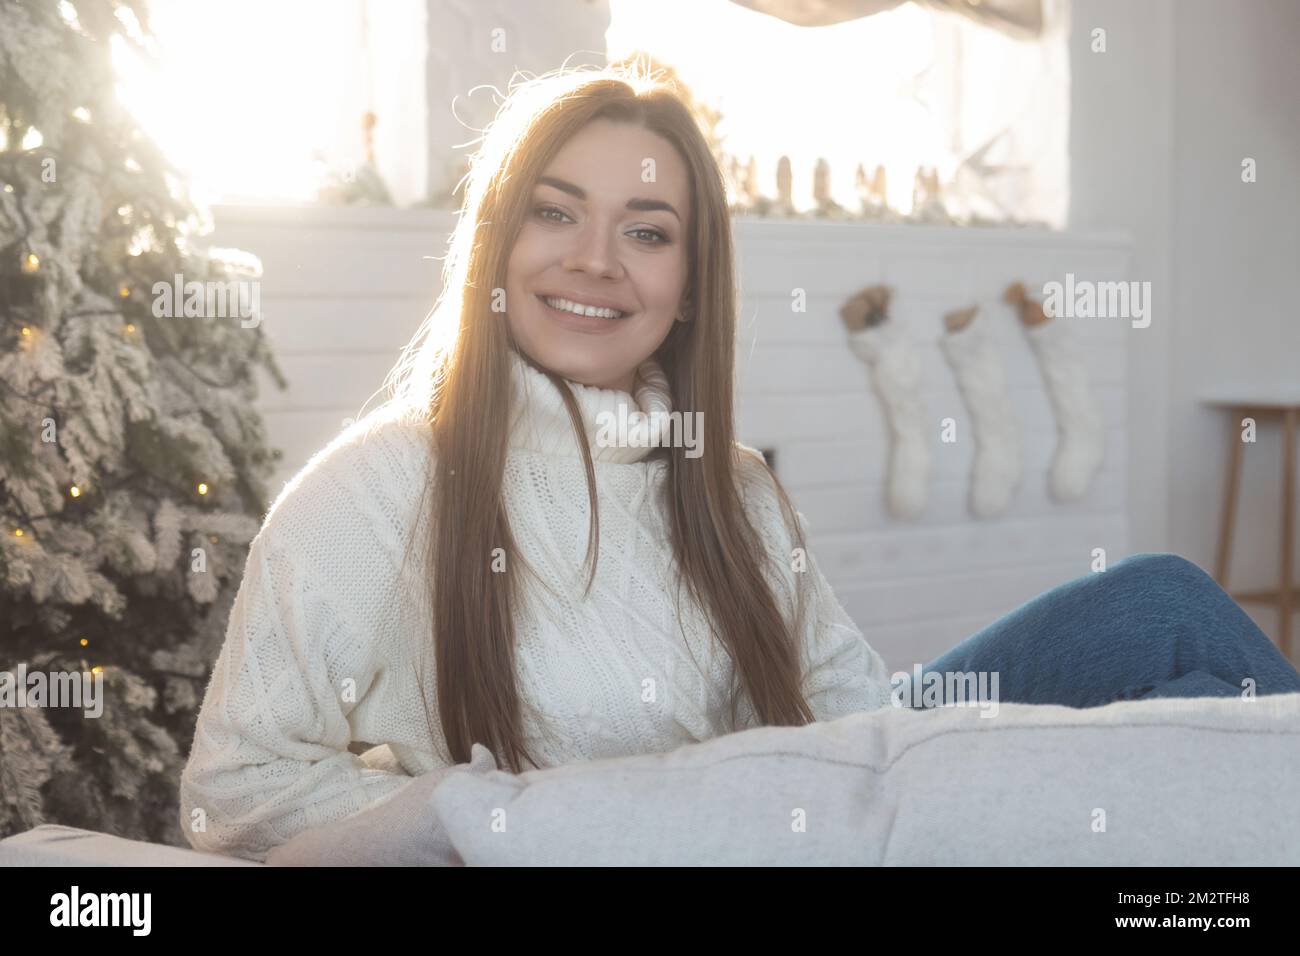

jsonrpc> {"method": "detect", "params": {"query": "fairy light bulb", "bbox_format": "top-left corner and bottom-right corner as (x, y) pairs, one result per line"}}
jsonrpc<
(79, 638), (88, 647)
(197, 482), (209, 496)
(21, 252), (39, 273)
(69, 485), (81, 497)
(118, 283), (130, 298)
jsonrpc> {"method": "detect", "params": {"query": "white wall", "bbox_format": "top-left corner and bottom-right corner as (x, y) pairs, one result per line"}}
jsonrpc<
(207, 204), (441, 471)
(733, 219), (1132, 670)
(1165, 0), (1300, 645)
(1067, 0), (1174, 558)
(1069, 0), (1300, 652)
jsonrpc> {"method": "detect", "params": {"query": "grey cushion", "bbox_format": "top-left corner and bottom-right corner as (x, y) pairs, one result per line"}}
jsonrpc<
(430, 692), (1300, 865)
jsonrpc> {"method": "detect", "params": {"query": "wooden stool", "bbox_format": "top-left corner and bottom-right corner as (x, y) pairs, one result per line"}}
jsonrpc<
(1202, 391), (1299, 661)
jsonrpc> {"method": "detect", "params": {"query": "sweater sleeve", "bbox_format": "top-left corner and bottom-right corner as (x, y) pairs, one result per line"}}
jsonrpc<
(787, 511), (895, 721)
(177, 527), (417, 862)
(735, 446), (895, 724)
(177, 415), (442, 863)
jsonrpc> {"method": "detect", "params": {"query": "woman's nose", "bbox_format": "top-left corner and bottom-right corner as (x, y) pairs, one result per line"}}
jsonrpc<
(562, 223), (622, 279)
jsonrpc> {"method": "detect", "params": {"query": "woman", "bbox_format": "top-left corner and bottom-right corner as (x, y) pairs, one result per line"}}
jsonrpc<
(178, 63), (1300, 864)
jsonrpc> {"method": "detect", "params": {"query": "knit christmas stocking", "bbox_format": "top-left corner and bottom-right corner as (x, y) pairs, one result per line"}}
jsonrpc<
(843, 303), (931, 520)
(1021, 312), (1105, 501)
(939, 307), (1023, 517)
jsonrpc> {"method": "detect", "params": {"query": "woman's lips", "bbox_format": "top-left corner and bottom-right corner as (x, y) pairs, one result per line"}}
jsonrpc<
(536, 294), (630, 334)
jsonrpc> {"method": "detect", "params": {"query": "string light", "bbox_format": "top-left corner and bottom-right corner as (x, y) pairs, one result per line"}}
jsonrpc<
(21, 252), (40, 273)
(69, 485), (81, 497)
(21, 326), (31, 337)
(13, 528), (24, 537)
(123, 323), (136, 334)
(79, 638), (88, 647)
(118, 283), (130, 298)
(91, 665), (103, 675)
(197, 482), (209, 495)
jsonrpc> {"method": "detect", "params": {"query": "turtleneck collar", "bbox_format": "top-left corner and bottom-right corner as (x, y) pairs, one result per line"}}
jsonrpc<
(508, 347), (675, 465)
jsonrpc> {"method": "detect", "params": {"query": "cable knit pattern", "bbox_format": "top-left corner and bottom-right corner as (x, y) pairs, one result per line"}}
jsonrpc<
(178, 348), (893, 861)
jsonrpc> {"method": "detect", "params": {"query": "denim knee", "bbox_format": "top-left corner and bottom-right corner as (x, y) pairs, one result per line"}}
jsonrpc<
(1114, 551), (1209, 585)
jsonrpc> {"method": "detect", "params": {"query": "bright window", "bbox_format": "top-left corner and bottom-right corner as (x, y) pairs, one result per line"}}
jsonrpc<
(110, 0), (426, 206)
(607, 0), (1070, 226)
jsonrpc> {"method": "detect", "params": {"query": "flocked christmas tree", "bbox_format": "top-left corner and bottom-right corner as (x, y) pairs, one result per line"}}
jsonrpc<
(0, 0), (286, 844)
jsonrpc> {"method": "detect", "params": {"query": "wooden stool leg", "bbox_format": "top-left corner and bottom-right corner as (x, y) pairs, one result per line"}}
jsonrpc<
(1280, 407), (1296, 660)
(1215, 407), (1244, 586)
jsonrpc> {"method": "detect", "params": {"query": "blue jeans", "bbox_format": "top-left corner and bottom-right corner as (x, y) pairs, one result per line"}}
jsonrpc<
(899, 552), (1300, 708)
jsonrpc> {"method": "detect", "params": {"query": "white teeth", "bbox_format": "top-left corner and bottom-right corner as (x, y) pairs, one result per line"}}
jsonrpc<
(543, 296), (625, 319)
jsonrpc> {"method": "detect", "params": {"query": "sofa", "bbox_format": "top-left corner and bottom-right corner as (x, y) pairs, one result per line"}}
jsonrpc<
(4, 691), (1298, 866)
(0, 824), (262, 866)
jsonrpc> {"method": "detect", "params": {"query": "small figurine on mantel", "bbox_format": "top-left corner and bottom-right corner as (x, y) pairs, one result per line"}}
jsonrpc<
(855, 163), (903, 223)
(736, 155), (759, 206)
(771, 155), (799, 218)
(910, 166), (953, 224)
(728, 153), (775, 216)
(813, 157), (852, 220)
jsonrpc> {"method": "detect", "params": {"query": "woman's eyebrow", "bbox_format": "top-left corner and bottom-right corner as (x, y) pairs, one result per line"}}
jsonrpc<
(536, 175), (680, 222)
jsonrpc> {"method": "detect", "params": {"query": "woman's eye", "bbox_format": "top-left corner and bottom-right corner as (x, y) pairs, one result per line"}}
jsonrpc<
(535, 204), (570, 224)
(629, 227), (668, 245)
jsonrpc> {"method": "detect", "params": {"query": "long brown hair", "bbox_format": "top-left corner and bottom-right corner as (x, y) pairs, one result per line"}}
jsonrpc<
(374, 60), (815, 773)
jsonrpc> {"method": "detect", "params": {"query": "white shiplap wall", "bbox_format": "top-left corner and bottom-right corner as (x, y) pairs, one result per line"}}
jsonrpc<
(211, 205), (1132, 671)
(210, 205), (446, 481)
(733, 219), (1132, 670)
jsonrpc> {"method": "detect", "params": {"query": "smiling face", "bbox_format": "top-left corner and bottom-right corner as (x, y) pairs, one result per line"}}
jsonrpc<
(504, 117), (692, 393)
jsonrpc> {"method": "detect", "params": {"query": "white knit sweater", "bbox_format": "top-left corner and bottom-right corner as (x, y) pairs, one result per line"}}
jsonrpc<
(179, 348), (893, 861)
